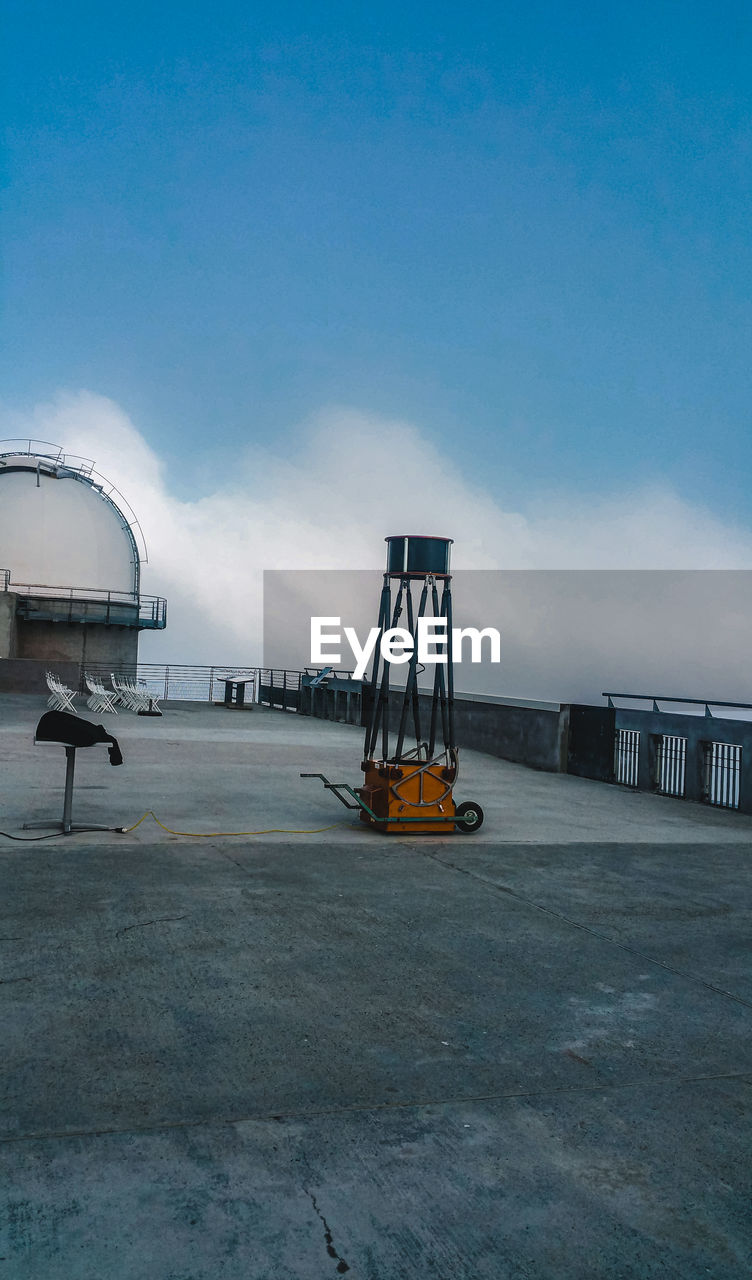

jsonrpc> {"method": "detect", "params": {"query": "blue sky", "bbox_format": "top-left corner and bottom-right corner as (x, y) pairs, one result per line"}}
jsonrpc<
(3, 1), (751, 521)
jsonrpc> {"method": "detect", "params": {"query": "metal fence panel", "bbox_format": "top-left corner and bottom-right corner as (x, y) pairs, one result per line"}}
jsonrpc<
(656, 735), (687, 797)
(614, 729), (640, 787)
(704, 741), (741, 810)
(257, 669), (301, 711)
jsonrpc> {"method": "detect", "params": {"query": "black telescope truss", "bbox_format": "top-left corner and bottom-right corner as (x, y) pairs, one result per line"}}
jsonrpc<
(363, 572), (455, 765)
(302, 533), (485, 834)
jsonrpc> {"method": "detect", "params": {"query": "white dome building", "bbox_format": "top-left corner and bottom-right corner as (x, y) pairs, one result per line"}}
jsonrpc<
(0, 439), (166, 676)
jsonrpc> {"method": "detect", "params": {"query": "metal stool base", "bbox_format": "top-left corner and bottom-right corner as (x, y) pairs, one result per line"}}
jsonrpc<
(22, 745), (126, 836)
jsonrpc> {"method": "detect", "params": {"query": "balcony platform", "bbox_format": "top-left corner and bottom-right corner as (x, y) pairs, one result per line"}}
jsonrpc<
(12, 586), (167, 629)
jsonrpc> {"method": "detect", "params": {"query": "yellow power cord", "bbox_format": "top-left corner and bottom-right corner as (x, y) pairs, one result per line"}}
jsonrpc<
(123, 810), (348, 837)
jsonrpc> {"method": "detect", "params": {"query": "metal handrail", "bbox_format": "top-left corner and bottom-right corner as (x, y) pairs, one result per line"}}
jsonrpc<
(603, 691), (752, 715)
(304, 667), (356, 680)
(84, 662), (257, 703)
(0, 438), (71, 464)
(9, 580), (140, 602)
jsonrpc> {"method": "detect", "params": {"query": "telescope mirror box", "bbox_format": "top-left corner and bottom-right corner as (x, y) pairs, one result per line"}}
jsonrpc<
(385, 535), (453, 577)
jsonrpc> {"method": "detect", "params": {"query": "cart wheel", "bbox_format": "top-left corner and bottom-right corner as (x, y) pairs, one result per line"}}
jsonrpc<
(455, 801), (484, 833)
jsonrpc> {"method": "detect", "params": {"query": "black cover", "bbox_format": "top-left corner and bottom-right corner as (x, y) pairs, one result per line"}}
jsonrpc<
(35, 711), (124, 766)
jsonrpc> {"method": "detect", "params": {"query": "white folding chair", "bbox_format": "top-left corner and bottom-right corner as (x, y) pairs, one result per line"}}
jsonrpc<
(130, 678), (152, 711)
(111, 673), (137, 710)
(84, 674), (102, 712)
(110, 674), (129, 708)
(111, 673), (149, 712)
(46, 672), (77, 713)
(45, 672), (58, 710)
(85, 673), (118, 714)
(94, 673), (118, 714)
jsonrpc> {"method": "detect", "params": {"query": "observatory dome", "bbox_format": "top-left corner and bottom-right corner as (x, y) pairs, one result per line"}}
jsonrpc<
(0, 441), (165, 673)
(0, 445), (140, 592)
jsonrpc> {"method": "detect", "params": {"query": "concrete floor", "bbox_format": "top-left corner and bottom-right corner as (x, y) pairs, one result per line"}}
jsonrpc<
(1, 695), (751, 1278)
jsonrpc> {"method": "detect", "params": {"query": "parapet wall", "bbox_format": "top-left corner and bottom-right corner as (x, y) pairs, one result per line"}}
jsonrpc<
(0, 657), (81, 695)
(293, 679), (752, 813)
(295, 678), (571, 773)
(390, 691), (570, 773)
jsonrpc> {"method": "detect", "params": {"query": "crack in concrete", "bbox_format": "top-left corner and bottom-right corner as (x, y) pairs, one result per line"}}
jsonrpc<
(418, 849), (752, 1010)
(214, 849), (253, 873)
(0, 976), (33, 984)
(304, 1188), (350, 1273)
(115, 916), (187, 938)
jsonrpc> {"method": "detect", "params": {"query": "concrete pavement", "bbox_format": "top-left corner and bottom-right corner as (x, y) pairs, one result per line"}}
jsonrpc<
(1, 695), (751, 845)
(1, 696), (750, 1277)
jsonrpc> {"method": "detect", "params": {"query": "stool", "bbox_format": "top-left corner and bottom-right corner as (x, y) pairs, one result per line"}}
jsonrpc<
(23, 711), (126, 836)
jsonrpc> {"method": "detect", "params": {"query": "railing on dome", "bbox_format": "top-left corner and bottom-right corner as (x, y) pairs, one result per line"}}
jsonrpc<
(0, 438), (149, 575)
(0, 439), (77, 466)
(4, 578), (167, 629)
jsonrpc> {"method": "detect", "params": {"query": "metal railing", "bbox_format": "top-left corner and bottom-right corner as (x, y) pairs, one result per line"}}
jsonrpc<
(257, 668), (367, 719)
(4, 578), (166, 629)
(84, 663), (258, 703)
(604, 691), (752, 716)
(0, 438), (92, 469)
(257, 668), (303, 711)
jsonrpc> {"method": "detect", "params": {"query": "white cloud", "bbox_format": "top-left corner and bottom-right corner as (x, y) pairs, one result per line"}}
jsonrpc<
(3, 389), (751, 665)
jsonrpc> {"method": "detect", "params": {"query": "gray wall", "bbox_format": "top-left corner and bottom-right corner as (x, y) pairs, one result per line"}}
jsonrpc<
(0, 592), (18, 659)
(15, 620), (139, 667)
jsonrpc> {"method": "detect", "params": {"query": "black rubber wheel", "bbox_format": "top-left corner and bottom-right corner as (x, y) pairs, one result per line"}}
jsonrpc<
(455, 801), (484, 833)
